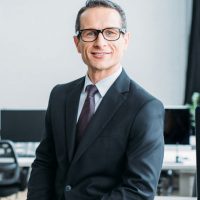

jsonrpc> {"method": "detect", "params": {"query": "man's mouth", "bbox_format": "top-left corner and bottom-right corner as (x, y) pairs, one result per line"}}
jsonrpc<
(91, 52), (111, 56)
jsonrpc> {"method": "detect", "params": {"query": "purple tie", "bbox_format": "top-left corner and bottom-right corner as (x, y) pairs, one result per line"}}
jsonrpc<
(76, 85), (98, 144)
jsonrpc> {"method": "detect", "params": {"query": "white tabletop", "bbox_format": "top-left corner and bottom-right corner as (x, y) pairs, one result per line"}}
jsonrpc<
(162, 145), (196, 172)
(155, 197), (196, 200)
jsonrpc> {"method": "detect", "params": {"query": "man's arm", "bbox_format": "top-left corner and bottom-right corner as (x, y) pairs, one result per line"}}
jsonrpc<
(101, 99), (165, 200)
(27, 90), (57, 200)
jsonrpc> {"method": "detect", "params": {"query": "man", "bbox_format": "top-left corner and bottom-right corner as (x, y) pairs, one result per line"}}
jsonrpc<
(27, 0), (164, 199)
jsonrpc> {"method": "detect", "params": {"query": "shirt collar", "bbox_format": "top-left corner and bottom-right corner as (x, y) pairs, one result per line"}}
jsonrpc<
(83, 66), (122, 97)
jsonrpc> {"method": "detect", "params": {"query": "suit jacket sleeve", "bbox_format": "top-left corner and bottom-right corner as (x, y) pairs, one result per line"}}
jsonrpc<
(27, 87), (57, 200)
(101, 99), (165, 200)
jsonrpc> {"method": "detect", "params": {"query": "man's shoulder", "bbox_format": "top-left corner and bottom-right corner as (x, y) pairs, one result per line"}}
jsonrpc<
(128, 78), (163, 108)
(129, 79), (153, 99)
(51, 76), (85, 95)
(117, 69), (162, 105)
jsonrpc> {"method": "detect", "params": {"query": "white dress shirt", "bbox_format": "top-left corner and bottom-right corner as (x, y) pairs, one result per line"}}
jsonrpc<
(77, 67), (122, 121)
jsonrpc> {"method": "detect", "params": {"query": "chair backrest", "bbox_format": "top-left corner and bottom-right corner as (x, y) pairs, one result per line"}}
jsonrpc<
(0, 140), (20, 186)
(196, 106), (200, 200)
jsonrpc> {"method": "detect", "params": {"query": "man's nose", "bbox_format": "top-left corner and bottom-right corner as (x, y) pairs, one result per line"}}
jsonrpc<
(94, 33), (108, 46)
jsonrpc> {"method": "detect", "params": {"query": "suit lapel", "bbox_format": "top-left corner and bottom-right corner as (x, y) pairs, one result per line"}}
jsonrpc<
(72, 70), (130, 164)
(65, 78), (84, 162)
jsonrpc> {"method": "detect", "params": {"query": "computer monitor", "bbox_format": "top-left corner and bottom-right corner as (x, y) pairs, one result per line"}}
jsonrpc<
(164, 106), (190, 145)
(196, 106), (200, 199)
(0, 109), (46, 142)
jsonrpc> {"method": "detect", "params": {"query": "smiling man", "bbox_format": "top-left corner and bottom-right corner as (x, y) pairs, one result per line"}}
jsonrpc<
(27, 1), (165, 200)
(74, 6), (129, 84)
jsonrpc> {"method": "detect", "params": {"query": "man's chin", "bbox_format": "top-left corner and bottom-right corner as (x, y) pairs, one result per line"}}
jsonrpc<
(90, 65), (111, 71)
(89, 62), (112, 70)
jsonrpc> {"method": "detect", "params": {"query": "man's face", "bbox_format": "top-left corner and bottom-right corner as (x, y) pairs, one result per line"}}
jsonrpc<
(74, 7), (130, 75)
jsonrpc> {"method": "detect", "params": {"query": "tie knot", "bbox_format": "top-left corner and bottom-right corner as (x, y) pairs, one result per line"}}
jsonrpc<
(85, 85), (98, 97)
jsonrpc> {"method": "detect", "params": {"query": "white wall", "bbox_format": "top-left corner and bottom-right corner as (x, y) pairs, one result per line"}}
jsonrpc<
(0, 0), (193, 109)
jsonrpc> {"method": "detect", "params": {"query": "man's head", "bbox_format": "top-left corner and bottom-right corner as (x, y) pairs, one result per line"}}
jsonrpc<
(75, 0), (127, 34)
(74, 0), (130, 81)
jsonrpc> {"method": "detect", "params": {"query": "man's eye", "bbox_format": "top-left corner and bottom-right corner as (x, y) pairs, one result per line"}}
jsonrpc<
(105, 30), (118, 36)
(85, 31), (96, 37)
(106, 31), (114, 35)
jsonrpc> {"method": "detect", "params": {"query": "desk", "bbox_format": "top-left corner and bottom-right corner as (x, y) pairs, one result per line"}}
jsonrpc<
(0, 157), (33, 167)
(162, 145), (196, 196)
(155, 197), (196, 200)
(18, 157), (34, 167)
(163, 145), (196, 172)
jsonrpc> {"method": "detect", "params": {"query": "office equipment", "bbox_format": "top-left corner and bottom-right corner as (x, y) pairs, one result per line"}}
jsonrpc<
(164, 106), (190, 145)
(195, 106), (200, 200)
(0, 109), (46, 157)
(163, 106), (194, 195)
(0, 140), (20, 197)
(0, 109), (46, 142)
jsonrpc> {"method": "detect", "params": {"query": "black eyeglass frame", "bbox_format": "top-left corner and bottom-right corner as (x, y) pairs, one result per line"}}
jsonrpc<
(76, 27), (126, 42)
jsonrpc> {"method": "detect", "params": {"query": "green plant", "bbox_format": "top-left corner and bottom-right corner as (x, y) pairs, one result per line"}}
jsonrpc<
(187, 92), (200, 133)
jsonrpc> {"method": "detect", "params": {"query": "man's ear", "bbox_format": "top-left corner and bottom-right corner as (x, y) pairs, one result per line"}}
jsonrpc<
(123, 32), (130, 50)
(73, 36), (81, 53)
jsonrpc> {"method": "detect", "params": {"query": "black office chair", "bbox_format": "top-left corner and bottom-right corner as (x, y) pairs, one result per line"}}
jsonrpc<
(0, 140), (21, 198)
(157, 170), (174, 196)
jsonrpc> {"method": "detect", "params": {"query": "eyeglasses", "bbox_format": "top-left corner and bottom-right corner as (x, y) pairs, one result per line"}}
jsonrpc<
(77, 27), (126, 42)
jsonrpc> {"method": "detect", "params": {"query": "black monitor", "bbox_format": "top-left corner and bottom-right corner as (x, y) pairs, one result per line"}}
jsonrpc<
(196, 106), (200, 199)
(164, 106), (190, 145)
(0, 109), (46, 142)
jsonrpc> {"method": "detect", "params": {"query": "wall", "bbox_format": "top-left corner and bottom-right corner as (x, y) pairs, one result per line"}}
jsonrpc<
(0, 0), (193, 109)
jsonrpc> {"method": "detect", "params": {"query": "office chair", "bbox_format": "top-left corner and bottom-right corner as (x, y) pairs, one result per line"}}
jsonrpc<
(0, 140), (20, 198)
(157, 170), (174, 196)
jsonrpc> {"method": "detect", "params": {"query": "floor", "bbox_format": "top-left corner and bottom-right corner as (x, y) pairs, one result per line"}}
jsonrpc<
(1, 190), (27, 200)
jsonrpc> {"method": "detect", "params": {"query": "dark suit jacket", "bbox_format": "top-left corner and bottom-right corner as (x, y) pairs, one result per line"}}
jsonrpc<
(27, 70), (164, 200)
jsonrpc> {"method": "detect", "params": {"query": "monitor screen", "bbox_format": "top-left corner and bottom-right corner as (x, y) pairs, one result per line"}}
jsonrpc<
(0, 109), (46, 142)
(164, 106), (190, 145)
(195, 106), (200, 199)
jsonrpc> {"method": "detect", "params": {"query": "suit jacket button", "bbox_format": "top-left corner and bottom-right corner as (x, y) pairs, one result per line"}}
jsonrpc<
(65, 185), (72, 192)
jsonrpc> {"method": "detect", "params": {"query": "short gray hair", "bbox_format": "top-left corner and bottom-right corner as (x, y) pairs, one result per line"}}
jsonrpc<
(75, 0), (127, 33)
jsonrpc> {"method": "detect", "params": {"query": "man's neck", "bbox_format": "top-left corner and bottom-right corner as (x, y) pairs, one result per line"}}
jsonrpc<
(87, 65), (121, 84)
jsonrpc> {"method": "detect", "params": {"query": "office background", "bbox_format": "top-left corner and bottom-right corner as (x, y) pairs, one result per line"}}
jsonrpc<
(0, 0), (193, 109)
(1, 0), (200, 199)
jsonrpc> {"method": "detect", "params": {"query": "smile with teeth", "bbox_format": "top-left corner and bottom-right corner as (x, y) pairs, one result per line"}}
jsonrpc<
(91, 52), (111, 57)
